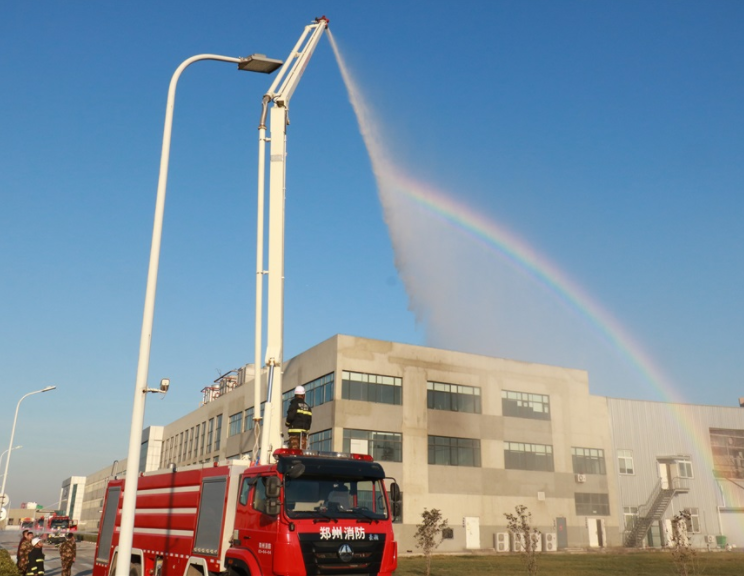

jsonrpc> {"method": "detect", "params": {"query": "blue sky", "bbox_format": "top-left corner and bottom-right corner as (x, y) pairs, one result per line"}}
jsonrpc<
(1, 2), (742, 505)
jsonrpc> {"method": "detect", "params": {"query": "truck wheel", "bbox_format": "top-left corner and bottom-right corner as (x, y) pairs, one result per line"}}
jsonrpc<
(130, 563), (142, 576)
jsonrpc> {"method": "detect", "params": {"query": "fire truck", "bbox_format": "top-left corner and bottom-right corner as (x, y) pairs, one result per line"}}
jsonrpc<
(46, 512), (74, 544)
(92, 449), (400, 576)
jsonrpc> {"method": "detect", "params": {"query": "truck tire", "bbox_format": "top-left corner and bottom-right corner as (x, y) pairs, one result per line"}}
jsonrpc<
(130, 563), (142, 576)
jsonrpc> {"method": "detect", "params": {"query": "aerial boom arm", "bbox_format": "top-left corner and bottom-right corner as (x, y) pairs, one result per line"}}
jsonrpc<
(257, 17), (328, 465)
(265, 17), (329, 107)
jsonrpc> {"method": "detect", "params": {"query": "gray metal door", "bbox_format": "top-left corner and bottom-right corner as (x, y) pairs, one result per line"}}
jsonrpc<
(556, 517), (568, 549)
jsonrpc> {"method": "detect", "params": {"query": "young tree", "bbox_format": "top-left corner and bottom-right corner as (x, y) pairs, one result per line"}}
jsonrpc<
(504, 504), (541, 576)
(669, 510), (702, 576)
(414, 508), (449, 576)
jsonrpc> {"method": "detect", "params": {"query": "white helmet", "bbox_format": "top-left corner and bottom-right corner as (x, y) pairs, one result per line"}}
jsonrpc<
(294, 385), (306, 395)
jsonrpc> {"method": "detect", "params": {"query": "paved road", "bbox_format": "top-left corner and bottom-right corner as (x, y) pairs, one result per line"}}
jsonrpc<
(1, 530), (95, 576)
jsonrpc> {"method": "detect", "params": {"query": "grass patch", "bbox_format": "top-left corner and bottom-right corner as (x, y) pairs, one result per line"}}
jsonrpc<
(394, 551), (744, 576)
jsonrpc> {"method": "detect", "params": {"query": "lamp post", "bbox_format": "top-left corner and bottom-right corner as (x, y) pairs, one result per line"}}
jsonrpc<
(0, 387), (56, 507)
(116, 52), (282, 576)
(0, 445), (21, 480)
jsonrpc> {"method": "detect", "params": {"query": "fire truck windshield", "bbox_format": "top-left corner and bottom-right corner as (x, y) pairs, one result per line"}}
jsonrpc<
(51, 519), (69, 529)
(284, 477), (389, 521)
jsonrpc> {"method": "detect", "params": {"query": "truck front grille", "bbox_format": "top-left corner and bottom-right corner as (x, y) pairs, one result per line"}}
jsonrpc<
(297, 533), (387, 576)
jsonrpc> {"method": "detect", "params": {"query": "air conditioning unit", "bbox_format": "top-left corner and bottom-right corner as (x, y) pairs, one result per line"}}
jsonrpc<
(530, 533), (543, 552)
(511, 532), (542, 552)
(575, 473), (587, 483)
(705, 535), (716, 545)
(494, 532), (509, 552)
(543, 532), (558, 552)
(512, 533), (525, 552)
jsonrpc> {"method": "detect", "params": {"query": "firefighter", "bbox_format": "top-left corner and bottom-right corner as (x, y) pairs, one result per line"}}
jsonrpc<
(26, 538), (45, 576)
(285, 385), (312, 450)
(17, 530), (33, 574)
(59, 533), (76, 576)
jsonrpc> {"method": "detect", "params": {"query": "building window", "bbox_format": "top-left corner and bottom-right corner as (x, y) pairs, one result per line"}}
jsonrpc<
(502, 390), (550, 420)
(229, 412), (243, 437)
(214, 415), (223, 451)
(206, 418), (214, 452)
(428, 436), (481, 467)
(623, 506), (638, 531)
(200, 421), (206, 455)
(678, 459), (693, 479)
(710, 428), (744, 478)
(244, 407), (255, 432)
(309, 429), (332, 452)
(504, 442), (554, 472)
(571, 447), (606, 475)
(683, 508), (700, 533)
(188, 427), (194, 459)
(342, 371), (402, 405)
(575, 493), (610, 516)
(178, 432), (184, 461)
(194, 424), (200, 457)
(343, 429), (402, 462)
(618, 449), (634, 475)
(427, 382), (481, 414)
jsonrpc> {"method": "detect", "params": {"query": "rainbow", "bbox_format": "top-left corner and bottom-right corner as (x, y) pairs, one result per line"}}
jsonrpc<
(327, 31), (682, 404)
(328, 33), (737, 504)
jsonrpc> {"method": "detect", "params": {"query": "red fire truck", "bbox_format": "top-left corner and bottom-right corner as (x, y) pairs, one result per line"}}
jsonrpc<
(47, 512), (74, 544)
(92, 449), (400, 576)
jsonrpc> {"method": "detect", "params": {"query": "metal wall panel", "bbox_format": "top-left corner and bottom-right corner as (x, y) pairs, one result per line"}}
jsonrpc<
(608, 398), (744, 545)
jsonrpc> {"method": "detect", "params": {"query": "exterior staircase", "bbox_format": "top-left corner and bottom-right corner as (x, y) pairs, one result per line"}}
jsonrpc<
(624, 477), (690, 547)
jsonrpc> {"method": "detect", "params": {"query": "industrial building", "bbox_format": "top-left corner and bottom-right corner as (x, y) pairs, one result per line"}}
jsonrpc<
(67, 335), (744, 552)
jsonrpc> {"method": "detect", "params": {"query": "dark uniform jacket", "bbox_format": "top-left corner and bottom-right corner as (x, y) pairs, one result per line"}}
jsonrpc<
(285, 397), (312, 432)
(27, 547), (44, 576)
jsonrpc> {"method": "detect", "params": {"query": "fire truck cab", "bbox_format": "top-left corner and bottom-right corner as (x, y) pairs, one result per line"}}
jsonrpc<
(47, 512), (73, 544)
(93, 449), (400, 576)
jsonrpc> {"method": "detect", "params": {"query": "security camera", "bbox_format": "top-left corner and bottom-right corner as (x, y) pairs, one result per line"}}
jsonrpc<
(160, 378), (170, 393)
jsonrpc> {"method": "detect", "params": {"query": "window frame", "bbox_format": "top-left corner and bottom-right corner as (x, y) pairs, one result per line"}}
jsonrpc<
(683, 507), (700, 533)
(617, 449), (635, 475)
(427, 435), (481, 467)
(343, 429), (403, 462)
(228, 412), (243, 437)
(677, 459), (694, 479)
(426, 381), (482, 414)
(575, 492), (611, 516)
(571, 447), (607, 475)
(502, 390), (551, 420)
(342, 371), (402, 406)
(504, 441), (554, 472)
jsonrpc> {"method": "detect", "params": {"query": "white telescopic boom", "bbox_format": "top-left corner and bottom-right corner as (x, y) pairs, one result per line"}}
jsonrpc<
(258, 17), (328, 464)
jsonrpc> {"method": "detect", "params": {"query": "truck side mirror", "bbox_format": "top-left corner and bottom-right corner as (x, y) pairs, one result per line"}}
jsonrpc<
(287, 461), (305, 479)
(389, 482), (402, 518)
(265, 499), (280, 516)
(265, 476), (281, 516)
(266, 476), (280, 498)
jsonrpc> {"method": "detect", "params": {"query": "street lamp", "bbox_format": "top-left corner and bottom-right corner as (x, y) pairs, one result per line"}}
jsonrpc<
(0, 445), (21, 479)
(0, 386), (56, 508)
(116, 52), (282, 576)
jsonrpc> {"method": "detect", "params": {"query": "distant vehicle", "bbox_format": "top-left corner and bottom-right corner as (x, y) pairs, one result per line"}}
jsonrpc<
(45, 512), (74, 545)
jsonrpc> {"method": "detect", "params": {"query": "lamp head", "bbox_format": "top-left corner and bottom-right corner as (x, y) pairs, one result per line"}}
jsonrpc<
(41, 386), (56, 393)
(238, 54), (283, 74)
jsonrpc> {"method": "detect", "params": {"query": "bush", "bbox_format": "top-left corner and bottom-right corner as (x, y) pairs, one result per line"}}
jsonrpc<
(0, 549), (21, 576)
